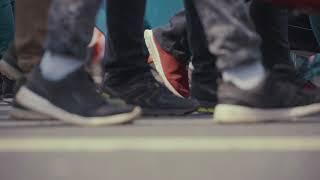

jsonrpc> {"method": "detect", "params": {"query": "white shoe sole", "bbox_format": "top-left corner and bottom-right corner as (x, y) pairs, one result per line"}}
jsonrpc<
(0, 60), (23, 80)
(144, 30), (183, 98)
(214, 104), (320, 123)
(16, 87), (141, 126)
(9, 107), (53, 120)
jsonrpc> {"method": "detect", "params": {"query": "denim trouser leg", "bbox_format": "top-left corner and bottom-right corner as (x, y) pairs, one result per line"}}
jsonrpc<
(105, 0), (149, 75)
(184, 0), (262, 71)
(46, 0), (102, 61)
(250, 0), (292, 70)
(0, 0), (14, 58)
(153, 10), (191, 64)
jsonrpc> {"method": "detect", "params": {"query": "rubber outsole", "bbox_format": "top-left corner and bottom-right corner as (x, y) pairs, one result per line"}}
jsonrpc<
(214, 103), (320, 123)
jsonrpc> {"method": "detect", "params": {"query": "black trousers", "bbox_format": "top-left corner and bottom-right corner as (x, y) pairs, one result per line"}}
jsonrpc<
(154, 0), (292, 70)
(46, 0), (261, 74)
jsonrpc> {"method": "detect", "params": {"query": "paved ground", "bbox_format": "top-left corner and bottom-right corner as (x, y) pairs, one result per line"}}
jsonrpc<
(0, 103), (320, 180)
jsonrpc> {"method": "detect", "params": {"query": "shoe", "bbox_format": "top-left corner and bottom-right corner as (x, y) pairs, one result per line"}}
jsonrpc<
(102, 71), (199, 116)
(1, 76), (15, 100)
(214, 71), (320, 123)
(15, 66), (141, 126)
(144, 30), (190, 98)
(191, 70), (219, 113)
(0, 46), (23, 80)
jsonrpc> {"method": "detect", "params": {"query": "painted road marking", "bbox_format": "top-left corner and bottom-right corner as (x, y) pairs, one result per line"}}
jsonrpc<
(0, 136), (320, 152)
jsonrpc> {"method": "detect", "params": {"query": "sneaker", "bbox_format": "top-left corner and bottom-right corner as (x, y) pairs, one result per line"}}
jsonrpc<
(0, 46), (23, 80)
(1, 76), (15, 100)
(102, 71), (199, 116)
(214, 71), (320, 123)
(144, 30), (190, 98)
(15, 66), (141, 126)
(191, 70), (218, 113)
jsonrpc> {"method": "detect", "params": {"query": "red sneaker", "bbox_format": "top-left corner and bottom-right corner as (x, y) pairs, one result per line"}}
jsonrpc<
(144, 30), (190, 98)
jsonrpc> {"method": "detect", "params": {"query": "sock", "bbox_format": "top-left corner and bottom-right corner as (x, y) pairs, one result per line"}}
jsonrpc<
(40, 52), (83, 81)
(222, 61), (266, 90)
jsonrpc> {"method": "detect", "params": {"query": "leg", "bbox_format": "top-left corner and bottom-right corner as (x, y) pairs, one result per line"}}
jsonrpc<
(184, 0), (219, 112)
(153, 10), (191, 63)
(250, 0), (293, 70)
(187, 0), (262, 71)
(15, 0), (50, 73)
(14, 0), (140, 125)
(102, 0), (198, 116)
(105, 0), (149, 76)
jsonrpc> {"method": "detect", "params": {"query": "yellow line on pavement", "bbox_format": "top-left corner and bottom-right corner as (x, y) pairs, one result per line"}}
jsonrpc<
(0, 136), (320, 152)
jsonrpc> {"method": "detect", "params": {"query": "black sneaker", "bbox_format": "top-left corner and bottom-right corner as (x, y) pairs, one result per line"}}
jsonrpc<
(15, 66), (141, 126)
(214, 71), (320, 123)
(102, 71), (199, 115)
(191, 70), (219, 113)
(1, 76), (15, 100)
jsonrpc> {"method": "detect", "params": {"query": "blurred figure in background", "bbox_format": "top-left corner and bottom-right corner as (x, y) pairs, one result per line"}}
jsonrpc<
(0, 0), (14, 59)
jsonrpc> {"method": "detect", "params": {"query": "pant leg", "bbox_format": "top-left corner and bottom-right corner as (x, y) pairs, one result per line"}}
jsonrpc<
(310, 15), (320, 46)
(46, 0), (101, 61)
(0, 0), (14, 58)
(105, 0), (148, 75)
(184, 2), (218, 73)
(153, 10), (191, 64)
(185, 0), (262, 71)
(15, 0), (50, 73)
(250, 0), (293, 70)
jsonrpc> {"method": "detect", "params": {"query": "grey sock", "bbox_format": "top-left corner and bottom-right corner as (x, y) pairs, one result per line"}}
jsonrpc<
(40, 52), (83, 81)
(222, 61), (266, 90)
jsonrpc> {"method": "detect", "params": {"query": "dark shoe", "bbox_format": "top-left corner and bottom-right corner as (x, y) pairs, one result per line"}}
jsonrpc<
(144, 30), (190, 98)
(191, 70), (219, 113)
(102, 71), (199, 116)
(15, 66), (141, 126)
(1, 76), (15, 100)
(214, 71), (320, 123)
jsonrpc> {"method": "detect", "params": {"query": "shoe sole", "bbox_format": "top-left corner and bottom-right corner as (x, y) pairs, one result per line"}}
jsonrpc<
(16, 87), (141, 126)
(9, 107), (54, 120)
(0, 60), (23, 80)
(144, 30), (183, 98)
(214, 104), (320, 123)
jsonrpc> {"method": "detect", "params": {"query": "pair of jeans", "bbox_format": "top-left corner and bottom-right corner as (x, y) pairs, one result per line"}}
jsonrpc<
(0, 0), (14, 58)
(154, 0), (290, 70)
(47, 0), (149, 77)
(46, 0), (260, 75)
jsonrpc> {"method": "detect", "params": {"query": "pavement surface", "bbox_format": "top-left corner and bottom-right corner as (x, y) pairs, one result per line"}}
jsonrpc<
(0, 102), (320, 180)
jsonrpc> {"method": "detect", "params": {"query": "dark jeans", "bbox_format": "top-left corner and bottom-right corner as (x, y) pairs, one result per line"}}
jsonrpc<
(154, 0), (290, 70)
(46, 0), (260, 74)
(250, 0), (292, 69)
(0, 0), (15, 58)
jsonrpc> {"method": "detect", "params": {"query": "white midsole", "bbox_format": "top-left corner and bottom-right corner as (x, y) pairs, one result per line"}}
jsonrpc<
(214, 104), (320, 123)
